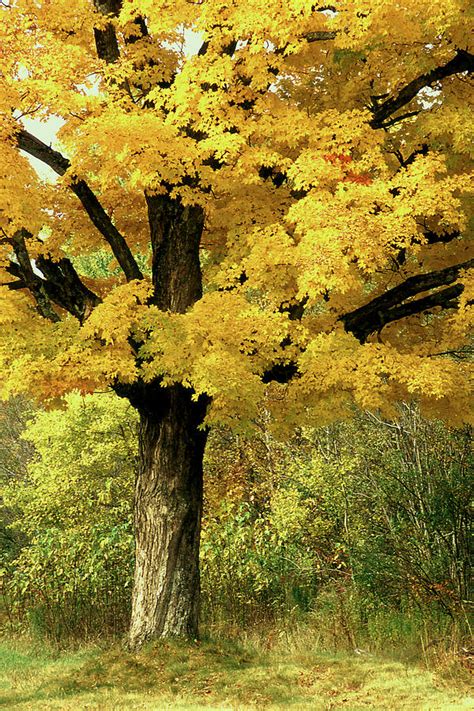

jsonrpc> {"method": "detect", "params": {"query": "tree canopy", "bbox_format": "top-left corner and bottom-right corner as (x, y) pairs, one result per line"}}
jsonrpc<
(0, 0), (473, 426)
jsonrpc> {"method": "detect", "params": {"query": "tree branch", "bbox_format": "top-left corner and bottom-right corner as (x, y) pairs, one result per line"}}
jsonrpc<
(306, 30), (337, 42)
(370, 49), (474, 129)
(341, 259), (474, 342)
(92, 0), (147, 102)
(17, 129), (70, 175)
(16, 128), (143, 281)
(262, 258), (473, 384)
(8, 230), (60, 322)
(377, 110), (420, 129)
(93, 0), (122, 64)
(374, 283), (463, 323)
(71, 181), (143, 280)
(35, 253), (102, 322)
(5, 229), (102, 323)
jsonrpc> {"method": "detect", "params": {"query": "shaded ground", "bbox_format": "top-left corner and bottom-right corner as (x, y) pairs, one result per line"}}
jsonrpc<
(0, 637), (472, 710)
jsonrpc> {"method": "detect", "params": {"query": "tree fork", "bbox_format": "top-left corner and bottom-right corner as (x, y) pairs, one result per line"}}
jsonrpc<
(124, 193), (208, 648)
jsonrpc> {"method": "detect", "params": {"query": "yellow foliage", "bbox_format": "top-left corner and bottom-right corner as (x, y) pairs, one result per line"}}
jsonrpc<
(0, 0), (472, 425)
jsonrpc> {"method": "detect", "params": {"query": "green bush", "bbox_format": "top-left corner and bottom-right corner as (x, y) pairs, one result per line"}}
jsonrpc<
(1, 393), (136, 641)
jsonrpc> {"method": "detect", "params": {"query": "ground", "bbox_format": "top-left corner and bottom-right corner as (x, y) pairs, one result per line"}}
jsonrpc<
(0, 636), (472, 710)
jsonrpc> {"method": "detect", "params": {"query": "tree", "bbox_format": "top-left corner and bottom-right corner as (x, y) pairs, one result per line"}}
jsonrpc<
(1, 393), (136, 641)
(0, 0), (472, 649)
(0, 396), (34, 563)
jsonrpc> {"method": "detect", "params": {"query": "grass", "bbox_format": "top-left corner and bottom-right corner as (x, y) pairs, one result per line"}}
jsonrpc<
(0, 634), (472, 710)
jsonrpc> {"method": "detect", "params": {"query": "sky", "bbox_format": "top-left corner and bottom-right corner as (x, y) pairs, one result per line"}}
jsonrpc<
(20, 115), (65, 181)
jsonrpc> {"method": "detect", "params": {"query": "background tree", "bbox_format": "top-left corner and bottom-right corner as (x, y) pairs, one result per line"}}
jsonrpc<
(202, 408), (472, 632)
(0, 396), (34, 569)
(1, 393), (136, 641)
(0, 1), (472, 648)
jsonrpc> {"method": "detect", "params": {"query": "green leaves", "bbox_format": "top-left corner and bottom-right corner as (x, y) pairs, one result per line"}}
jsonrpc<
(1, 393), (137, 640)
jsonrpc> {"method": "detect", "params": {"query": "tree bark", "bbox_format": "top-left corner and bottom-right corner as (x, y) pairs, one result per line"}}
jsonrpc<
(125, 193), (208, 649)
(128, 384), (208, 649)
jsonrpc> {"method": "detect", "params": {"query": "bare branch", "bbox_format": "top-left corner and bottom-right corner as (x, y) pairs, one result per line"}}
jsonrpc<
(377, 110), (420, 129)
(373, 283), (463, 323)
(17, 128), (70, 175)
(306, 30), (337, 42)
(262, 258), (473, 384)
(8, 230), (60, 321)
(1, 279), (27, 290)
(35, 253), (102, 322)
(71, 181), (143, 281)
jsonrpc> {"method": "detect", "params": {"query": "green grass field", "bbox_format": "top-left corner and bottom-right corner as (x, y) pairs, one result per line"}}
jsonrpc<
(0, 635), (472, 710)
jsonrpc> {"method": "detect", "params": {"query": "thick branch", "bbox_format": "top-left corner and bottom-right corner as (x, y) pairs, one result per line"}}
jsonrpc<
(341, 259), (474, 342)
(9, 230), (60, 322)
(262, 259), (473, 384)
(377, 110), (420, 129)
(374, 284), (463, 323)
(370, 49), (474, 129)
(5, 230), (102, 323)
(35, 254), (102, 322)
(94, 0), (168, 103)
(2, 279), (27, 290)
(93, 0), (122, 63)
(17, 128), (143, 281)
(71, 180), (143, 280)
(17, 129), (70, 175)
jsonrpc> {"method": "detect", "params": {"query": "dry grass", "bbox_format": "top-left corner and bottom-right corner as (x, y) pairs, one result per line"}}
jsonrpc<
(0, 635), (472, 710)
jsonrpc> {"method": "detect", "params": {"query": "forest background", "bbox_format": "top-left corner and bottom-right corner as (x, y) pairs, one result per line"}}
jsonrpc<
(0, 393), (471, 654)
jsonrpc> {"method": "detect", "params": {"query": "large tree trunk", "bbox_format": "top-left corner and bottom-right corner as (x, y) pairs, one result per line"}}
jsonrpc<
(128, 384), (208, 649)
(125, 193), (208, 649)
